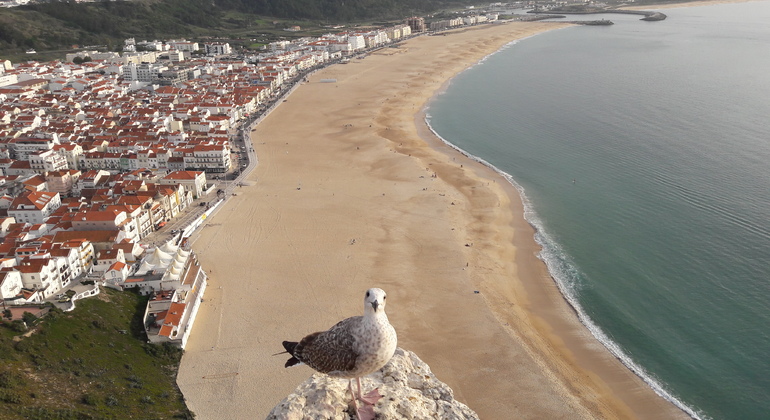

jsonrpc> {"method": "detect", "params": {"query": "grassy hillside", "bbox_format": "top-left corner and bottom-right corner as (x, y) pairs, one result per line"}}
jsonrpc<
(0, 0), (481, 61)
(0, 290), (194, 419)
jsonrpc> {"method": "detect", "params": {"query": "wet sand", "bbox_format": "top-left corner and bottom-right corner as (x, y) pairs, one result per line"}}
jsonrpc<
(176, 21), (691, 420)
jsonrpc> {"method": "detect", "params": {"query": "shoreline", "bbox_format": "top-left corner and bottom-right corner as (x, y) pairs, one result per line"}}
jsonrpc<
(408, 27), (691, 419)
(174, 4), (738, 417)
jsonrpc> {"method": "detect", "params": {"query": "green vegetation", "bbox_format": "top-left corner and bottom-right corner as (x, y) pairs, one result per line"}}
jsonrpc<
(0, 290), (194, 420)
(0, 0), (484, 61)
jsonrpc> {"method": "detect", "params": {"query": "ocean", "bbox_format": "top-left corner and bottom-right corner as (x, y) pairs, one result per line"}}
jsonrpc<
(425, 2), (770, 419)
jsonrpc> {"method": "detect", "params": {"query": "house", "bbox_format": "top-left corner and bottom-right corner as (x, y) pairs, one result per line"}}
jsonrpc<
(104, 261), (130, 285)
(72, 169), (111, 196)
(112, 239), (145, 263)
(45, 169), (80, 196)
(52, 143), (84, 170)
(20, 174), (47, 192)
(160, 170), (207, 199)
(49, 244), (82, 287)
(71, 209), (139, 243)
(92, 248), (125, 274)
(6, 160), (37, 176)
(8, 137), (57, 161)
(0, 217), (16, 237)
(57, 238), (96, 274)
(113, 195), (154, 239)
(16, 257), (61, 299)
(54, 230), (120, 253)
(0, 269), (24, 302)
(29, 149), (68, 172)
(144, 184), (190, 223)
(8, 191), (61, 224)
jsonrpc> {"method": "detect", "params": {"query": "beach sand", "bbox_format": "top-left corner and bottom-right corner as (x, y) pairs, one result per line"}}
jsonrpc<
(176, 21), (691, 420)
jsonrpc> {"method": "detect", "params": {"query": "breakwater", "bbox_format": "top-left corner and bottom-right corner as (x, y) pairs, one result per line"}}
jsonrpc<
(529, 8), (666, 21)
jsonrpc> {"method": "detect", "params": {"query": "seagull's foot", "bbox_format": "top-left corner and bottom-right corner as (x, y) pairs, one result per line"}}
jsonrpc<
(358, 388), (383, 406)
(356, 404), (376, 420)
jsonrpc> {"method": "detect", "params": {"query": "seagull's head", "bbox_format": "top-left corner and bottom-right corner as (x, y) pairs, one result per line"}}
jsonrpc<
(364, 288), (387, 315)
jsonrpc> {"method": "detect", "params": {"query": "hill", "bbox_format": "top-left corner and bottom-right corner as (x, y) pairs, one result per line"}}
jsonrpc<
(0, 290), (194, 419)
(0, 0), (481, 60)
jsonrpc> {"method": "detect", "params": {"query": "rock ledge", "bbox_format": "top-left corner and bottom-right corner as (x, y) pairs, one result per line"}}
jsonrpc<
(267, 348), (479, 419)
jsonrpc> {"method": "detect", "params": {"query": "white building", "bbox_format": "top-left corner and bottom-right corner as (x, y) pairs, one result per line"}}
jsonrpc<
(17, 257), (61, 299)
(0, 270), (24, 302)
(29, 149), (68, 172)
(205, 42), (232, 56)
(168, 40), (199, 52)
(123, 37), (136, 53)
(8, 191), (61, 224)
(124, 62), (169, 82)
(126, 243), (208, 349)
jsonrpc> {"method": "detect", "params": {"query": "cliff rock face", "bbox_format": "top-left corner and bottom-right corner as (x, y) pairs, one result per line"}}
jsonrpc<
(267, 348), (479, 420)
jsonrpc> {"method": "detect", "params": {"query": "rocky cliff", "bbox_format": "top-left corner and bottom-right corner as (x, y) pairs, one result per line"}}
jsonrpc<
(267, 348), (479, 419)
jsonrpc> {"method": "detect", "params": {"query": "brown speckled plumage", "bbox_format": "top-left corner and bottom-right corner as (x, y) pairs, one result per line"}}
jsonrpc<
(282, 288), (397, 379)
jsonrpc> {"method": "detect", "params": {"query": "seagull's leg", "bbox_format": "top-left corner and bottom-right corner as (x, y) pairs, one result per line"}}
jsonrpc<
(356, 377), (384, 406)
(348, 379), (359, 412)
(348, 379), (375, 420)
(356, 377), (364, 399)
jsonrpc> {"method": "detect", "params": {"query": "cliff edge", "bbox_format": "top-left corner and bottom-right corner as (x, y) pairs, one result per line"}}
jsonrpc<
(267, 348), (479, 419)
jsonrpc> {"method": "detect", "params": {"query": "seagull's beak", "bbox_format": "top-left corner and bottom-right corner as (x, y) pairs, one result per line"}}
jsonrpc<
(371, 300), (379, 312)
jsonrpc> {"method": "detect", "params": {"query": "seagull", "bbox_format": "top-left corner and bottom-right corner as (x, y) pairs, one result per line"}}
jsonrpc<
(280, 288), (397, 420)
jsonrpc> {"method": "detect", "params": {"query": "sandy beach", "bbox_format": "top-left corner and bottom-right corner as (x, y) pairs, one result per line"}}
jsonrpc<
(176, 20), (693, 420)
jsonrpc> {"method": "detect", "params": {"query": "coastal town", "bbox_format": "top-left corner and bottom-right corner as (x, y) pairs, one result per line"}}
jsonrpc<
(0, 12), (512, 348)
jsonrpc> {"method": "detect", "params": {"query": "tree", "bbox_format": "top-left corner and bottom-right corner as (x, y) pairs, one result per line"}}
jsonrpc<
(22, 311), (37, 325)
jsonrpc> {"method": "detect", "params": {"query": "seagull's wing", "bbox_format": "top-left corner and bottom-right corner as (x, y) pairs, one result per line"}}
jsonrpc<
(295, 316), (361, 374)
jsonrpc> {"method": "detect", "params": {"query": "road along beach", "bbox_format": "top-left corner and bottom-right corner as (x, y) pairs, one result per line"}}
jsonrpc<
(176, 21), (689, 419)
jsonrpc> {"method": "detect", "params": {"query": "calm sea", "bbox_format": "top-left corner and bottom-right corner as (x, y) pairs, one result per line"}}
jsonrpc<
(426, 2), (770, 419)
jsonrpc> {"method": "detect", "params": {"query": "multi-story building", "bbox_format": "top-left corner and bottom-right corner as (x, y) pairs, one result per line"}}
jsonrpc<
(407, 17), (426, 33)
(16, 257), (61, 299)
(72, 209), (139, 243)
(0, 270), (24, 302)
(8, 136), (57, 161)
(8, 191), (61, 224)
(29, 149), (68, 172)
(123, 62), (169, 82)
(205, 42), (232, 56)
(128, 244), (207, 349)
(160, 170), (207, 199)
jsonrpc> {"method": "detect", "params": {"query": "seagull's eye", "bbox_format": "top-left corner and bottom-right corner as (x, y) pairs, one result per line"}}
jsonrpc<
(383, 295), (387, 300)
(366, 291), (370, 298)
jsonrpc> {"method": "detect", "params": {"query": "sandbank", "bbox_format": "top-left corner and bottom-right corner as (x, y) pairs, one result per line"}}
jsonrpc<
(176, 21), (692, 420)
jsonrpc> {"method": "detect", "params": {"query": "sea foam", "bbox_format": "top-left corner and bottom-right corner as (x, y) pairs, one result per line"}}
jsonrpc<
(422, 113), (707, 420)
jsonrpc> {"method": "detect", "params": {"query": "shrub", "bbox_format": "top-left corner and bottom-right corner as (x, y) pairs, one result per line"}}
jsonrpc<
(0, 388), (23, 404)
(9, 320), (27, 332)
(22, 311), (37, 325)
(13, 339), (31, 352)
(81, 393), (98, 405)
(0, 371), (24, 389)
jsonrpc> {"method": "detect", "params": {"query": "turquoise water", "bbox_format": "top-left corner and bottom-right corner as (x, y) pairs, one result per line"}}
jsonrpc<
(426, 3), (770, 419)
